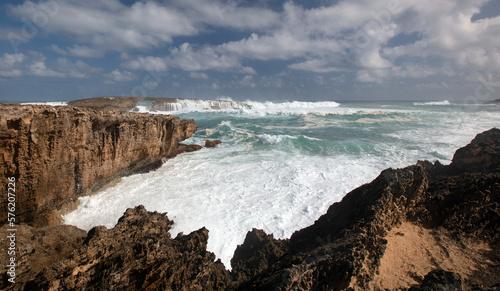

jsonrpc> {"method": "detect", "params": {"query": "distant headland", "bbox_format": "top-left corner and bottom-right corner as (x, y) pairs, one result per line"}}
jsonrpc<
(68, 96), (251, 112)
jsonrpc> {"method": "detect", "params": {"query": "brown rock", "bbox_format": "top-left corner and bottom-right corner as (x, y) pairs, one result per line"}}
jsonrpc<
(205, 140), (222, 148)
(176, 143), (203, 155)
(22, 205), (231, 290)
(231, 228), (289, 285)
(0, 224), (87, 290)
(0, 104), (197, 227)
(451, 128), (500, 173)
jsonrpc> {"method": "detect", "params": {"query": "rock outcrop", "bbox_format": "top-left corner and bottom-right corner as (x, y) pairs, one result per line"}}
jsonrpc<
(1, 206), (230, 290)
(1, 126), (499, 290)
(68, 96), (251, 112)
(0, 104), (197, 226)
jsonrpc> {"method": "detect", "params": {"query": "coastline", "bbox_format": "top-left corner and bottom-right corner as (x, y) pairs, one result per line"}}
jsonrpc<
(0, 100), (499, 290)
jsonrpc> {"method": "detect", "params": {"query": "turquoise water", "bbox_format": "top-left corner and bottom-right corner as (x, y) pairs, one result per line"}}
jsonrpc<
(63, 100), (500, 268)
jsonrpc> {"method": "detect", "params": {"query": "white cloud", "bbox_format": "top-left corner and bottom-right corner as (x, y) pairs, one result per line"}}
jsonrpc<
(6, 0), (500, 86)
(0, 53), (25, 77)
(167, 43), (241, 72)
(29, 58), (65, 77)
(107, 69), (137, 82)
(239, 75), (256, 87)
(8, 0), (199, 52)
(51, 58), (103, 78)
(123, 56), (169, 72)
(0, 52), (105, 79)
(7, 0), (279, 54)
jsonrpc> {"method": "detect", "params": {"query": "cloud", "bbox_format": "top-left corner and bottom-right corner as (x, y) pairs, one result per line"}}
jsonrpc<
(122, 56), (168, 72)
(124, 43), (252, 73)
(107, 69), (137, 82)
(49, 58), (102, 78)
(167, 43), (242, 72)
(172, 0), (279, 29)
(5, 0), (500, 89)
(189, 72), (209, 79)
(29, 57), (65, 77)
(6, 0), (279, 54)
(0, 51), (106, 79)
(8, 0), (199, 52)
(0, 53), (26, 77)
(51, 44), (105, 58)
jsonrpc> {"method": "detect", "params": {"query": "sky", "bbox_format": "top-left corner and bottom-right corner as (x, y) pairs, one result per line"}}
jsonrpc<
(0, 0), (499, 103)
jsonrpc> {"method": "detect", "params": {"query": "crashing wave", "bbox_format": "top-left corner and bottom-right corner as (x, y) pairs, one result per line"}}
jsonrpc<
(147, 98), (251, 112)
(413, 100), (451, 106)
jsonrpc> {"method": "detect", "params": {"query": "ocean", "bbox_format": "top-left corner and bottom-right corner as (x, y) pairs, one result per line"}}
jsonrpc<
(62, 99), (499, 268)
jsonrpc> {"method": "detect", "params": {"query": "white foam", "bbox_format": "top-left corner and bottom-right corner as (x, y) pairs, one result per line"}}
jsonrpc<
(413, 100), (451, 106)
(62, 102), (500, 271)
(243, 100), (342, 115)
(21, 101), (68, 106)
(63, 146), (383, 269)
(153, 99), (249, 112)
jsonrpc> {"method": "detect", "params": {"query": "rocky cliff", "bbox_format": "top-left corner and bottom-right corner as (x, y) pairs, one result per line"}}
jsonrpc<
(1, 128), (499, 290)
(0, 104), (197, 226)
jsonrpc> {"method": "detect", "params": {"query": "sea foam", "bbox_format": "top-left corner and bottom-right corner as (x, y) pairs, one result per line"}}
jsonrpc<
(63, 100), (500, 269)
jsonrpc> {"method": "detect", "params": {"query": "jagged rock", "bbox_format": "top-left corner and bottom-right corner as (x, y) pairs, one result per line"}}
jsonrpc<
(452, 128), (500, 173)
(0, 104), (197, 226)
(233, 128), (500, 290)
(0, 224), (87, 290)
(205, 140), (222, 148)
(231, 228), (289, 285)
(22, 205), (231, 291)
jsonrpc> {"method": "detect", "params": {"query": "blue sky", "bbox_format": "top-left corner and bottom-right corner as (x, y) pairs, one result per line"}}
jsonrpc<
(0, 0), (499, 102)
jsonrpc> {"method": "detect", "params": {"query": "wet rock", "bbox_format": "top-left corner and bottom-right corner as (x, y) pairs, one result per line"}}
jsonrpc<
(205, 140), (222, 148)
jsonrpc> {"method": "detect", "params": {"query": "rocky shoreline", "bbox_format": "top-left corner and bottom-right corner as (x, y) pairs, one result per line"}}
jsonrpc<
(0, 103), (499, 290)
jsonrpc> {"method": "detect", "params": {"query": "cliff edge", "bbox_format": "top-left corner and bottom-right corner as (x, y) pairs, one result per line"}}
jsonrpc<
(0, 104), (197, 227)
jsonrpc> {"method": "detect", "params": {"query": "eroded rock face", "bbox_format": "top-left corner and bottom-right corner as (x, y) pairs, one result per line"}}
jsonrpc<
(0, 104), (197, 226)
(0, 224), (87, 289)
(21, 206), (230, 291)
